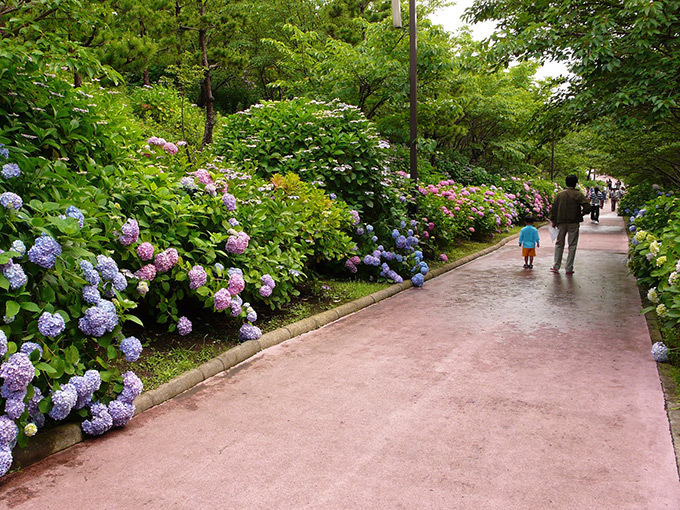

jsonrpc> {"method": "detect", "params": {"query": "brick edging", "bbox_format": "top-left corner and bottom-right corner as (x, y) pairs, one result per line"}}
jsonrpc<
(11, 232), (519, 471)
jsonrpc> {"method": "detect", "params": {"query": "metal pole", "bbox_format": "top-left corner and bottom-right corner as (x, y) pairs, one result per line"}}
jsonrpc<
(409, 0), (418, 187)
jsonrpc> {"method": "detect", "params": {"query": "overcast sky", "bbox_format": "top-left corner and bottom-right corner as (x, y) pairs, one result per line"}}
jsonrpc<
(428, 1), (569, 80)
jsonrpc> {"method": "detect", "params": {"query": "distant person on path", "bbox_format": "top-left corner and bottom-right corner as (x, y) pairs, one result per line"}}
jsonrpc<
(519, 217), (540, 269)
(590, 186), (602, 223)
(610, 188), (621, 212)
(550, 175), (591, 275)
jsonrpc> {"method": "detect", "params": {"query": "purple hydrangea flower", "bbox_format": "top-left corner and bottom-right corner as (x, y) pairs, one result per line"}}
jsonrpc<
(96, 255), (119, 280)
(230, 301), (242, 317)
(108, 400), (135, 427)
(228, 273), (245, 295)
(78, 300), (118, 338)
(81, 402), (113, 436)
(238, 323), (262, 341)
(395, 235), (407, 249)
(82, 285), (101, 304)
(0, 144), (9, 159)
(154, 248), (179, 273)
(259, 285), (273, 297)
(260, 274), (275, 288)
(137, 242), (154, 261)
(214, 288), (231, 311)
(0, 330), (6, 357)
(188, 265), (207, 290)
(0, 447), (12, 477)
(48, 383), (78, 420)
(65, 206), (85, 228)
(38, 311), (65, 338)
(371, 235), (378, 242)
(118, 371), (143, 404)
(27, 387), (44, 423)
(228, 267), (243, 277)
(246, 310), (257, 322)
(205, 184), (217, 196)
(356, 227), (365, 235)
(20, 342), (42, 358)
(0, 415), (18, 448)
(345, 260), (358, 273)
(119, 218), (139, 246)
(148, 136), (167, 146)
(350, 210), (360, 225)
(222, 193), (237, 211)
(120, 336), (143, 362)
(0, 192), (22, 210)
(1, 163), (20, 179)
(135, 264), (157, 281)
(3, 262), (26, 289)
(177, 316), (192, 336)
(228, 218), (239, 226)
(80, 260), (100, 286)
(652, 342), (669, 362)
(411, 273), (424, 287)
(225, 232), (250, 254)
(28, 235), (61, 268)
(180, 176), (196, 190)
(163, 142), (179, 155)
(5, 398), (26, 420)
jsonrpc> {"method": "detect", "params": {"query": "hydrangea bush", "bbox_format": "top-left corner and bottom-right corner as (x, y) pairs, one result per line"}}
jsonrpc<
(213, 97), (405, 224)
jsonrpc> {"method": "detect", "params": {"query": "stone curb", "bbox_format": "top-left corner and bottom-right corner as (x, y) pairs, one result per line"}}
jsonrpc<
(639, 291), (680, 478)
(11, 232), (518, 472)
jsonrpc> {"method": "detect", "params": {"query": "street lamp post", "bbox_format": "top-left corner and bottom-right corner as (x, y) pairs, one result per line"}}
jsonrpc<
(392, 0), (418, 188)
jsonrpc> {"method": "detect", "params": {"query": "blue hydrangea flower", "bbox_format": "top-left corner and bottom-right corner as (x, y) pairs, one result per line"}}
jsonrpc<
(651, 342), (669, 362)
(69, 370), (101, 409)
(96, 255), (118, 280)
(0, 192), (22, 210)
(392, 229), (399, 239)
(0, 144), (8, 159)
(80, 260), (101, 286)
(38, 311), (66, 338)
(117, 371), (143, 404)
(48, 383), (78, 420)
(108, 400), (135, 427)
(396, 235), (407, 249)
(214, 262), (225, 273)
(81, 402), (113, 436)
(10, 240), (25, 256)
(1, 163), (20, 179)
(227, 267), (243, 277)
(411, 273), (424, 287)
(28, 235), (61, 268)
(3, 263), (26, 289)
(366, 225), (374, 233)
(20, 342), (43, 358)
(371, 236), (378, 242)
(228, 218), (239, 226)
(112, 272), (127, 291)
(395, 254), (403, 263)
(65, 206), (85, 228)
(27, 387), (44, 426)
(356, 227), (365, 235)
(78, 300), (118, 338)
(239, 323), (262, 341)
(82, 285), (101, 304)
(120, 336), (142, 362)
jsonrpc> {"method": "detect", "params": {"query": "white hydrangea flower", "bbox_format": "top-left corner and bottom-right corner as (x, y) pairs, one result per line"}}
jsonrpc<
(668, 272), (679, 286)
(656, 256), (667, 267)
(649, 240), (661, 256)
(634, 230), (648, 242)
(648, 287), (660, 304)
(656, 303), (668, 317)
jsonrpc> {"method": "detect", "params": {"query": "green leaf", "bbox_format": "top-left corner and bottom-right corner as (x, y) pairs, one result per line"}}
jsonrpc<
(5, 301), (20, 318)
(20, 302), (41, 313)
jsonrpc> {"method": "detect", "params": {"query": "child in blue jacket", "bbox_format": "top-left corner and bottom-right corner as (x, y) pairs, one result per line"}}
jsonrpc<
(519, 217), (540, 269)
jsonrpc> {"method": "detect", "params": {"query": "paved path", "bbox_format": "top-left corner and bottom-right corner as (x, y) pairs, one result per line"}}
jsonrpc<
(2, 211), (679, 509)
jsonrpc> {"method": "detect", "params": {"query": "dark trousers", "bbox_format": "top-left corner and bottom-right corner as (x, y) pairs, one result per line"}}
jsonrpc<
(590, 205), (600, 221)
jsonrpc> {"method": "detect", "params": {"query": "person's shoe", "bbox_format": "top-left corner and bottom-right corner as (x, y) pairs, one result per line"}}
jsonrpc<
(566, 270), (574, 275)
(523, 263), (528, 268)
(529, 264), (533, 269)
(550, 267), (559, 273)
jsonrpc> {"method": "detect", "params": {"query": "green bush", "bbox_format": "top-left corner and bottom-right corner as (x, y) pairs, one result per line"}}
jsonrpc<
(213, 97), (403, 224)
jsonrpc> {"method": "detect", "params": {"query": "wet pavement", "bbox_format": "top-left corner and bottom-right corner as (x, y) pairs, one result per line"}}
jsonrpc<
(2, 210), (679, 509)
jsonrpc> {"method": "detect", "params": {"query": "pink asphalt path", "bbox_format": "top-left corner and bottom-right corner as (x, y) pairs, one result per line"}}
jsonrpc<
(2, 210), (680, 509)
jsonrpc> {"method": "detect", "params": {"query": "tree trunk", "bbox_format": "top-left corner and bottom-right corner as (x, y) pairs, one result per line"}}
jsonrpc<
(140, 18), (151, 86)
(550, 138), (555, 181)
(199, 0), (214, 147)
(74, 72), (82, 88)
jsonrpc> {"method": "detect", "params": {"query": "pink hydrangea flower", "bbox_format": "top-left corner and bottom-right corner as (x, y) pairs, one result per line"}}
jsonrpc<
(188, 265), (207, 290)
(147, 136), (166, 146)
(119, 219), (139, 246)
(163, 142), (178, 155)
(154, 248), (179, 273)
(227, 273), (245, 295)
(225, 232), (250, 254)
(135, 264), (157, 281)
(194, 169), (213, 184)
(137, 242), (154, 261)
(440, 253), (448, 262)
(259, 285), (272, 297)
(214, 288), (231, 311)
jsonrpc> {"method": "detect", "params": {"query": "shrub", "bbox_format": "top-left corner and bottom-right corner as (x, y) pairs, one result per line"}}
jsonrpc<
(213, 97), (404, 224)
(619, 183), (675, 217)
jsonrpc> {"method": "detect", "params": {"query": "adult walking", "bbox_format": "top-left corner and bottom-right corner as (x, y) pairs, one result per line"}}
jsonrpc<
(550, 174), (591, 275)
(589, 186), (602, 223)
(610, 187), (621, 212)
